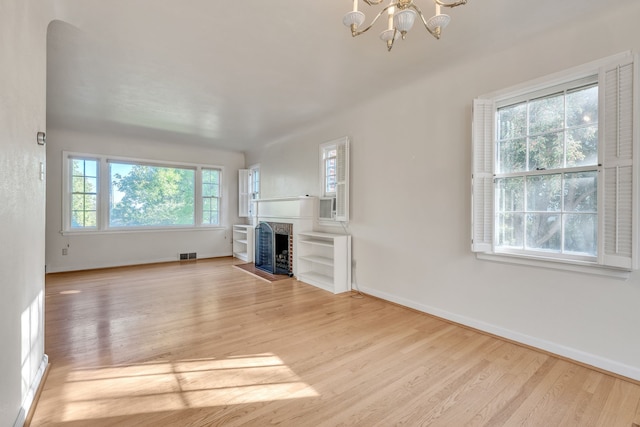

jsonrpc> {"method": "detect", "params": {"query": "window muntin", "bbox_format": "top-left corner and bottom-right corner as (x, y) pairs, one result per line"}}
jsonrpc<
(494, 82), (599, 259)
(70, 158), (98, 229)
(202, 168), (220, 225)
(64, 153), (222, 232)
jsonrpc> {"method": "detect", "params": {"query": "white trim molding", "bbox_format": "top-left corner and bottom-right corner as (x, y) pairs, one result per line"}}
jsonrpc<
(13, 354), (48, 427)
(358, 285), (640, 382)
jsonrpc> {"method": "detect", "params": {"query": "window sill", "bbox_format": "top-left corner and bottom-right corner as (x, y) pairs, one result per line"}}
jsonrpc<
(476, 252), (631, 279)
(61, 226), (225, 236)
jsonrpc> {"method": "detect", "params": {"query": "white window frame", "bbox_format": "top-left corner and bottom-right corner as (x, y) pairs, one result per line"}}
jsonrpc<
(66, 155), (100, 231)
(249, 164), (260, 218)
(238, 164), (260, 218)
(62, 152), (225, 233)
(472, 52), (638, 275)
(319, 137), (350, 223)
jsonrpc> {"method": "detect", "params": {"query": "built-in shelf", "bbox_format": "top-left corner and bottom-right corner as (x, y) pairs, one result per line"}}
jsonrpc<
(296, 231), (351, 294)
(298, 254), (334, 267)
(232, 224), (254, 262)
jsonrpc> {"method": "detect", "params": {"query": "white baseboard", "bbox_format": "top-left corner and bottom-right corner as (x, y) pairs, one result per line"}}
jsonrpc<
(358, 285), (640, 382)
(46, 252), (232, 273)
(13, 354), (48, 427)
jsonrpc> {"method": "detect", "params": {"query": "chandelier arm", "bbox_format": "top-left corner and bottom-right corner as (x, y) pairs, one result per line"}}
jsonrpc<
(351, 3), (398, 37)
(434, 0), (467, 8)
(409, 4), (439, 39)
(362, 0), (386, 5)
(387, 28), (398, 51)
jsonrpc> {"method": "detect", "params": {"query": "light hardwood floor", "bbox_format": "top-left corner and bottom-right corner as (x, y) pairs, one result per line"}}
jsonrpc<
(31, 257), (640, 426)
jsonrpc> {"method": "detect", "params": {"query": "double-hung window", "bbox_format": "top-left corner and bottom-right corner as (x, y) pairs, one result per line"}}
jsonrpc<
(472, 52), (638, 271)
(70, 157), (98, 229)
(63, 154), (223, 232)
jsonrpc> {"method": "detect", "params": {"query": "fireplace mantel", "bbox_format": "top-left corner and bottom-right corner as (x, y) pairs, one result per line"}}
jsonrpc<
(254, 196), (315, 277)
(255, 196), (315, 220)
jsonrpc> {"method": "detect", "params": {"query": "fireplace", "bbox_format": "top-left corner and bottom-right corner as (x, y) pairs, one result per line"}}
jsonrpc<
(255, 222), (293, 276)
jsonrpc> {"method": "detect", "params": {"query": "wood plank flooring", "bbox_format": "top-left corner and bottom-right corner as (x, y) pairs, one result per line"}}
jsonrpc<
(30, 257), (640, 426)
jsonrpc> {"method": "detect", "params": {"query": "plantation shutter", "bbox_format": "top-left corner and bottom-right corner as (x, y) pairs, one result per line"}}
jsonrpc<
(471, 98), (495, 253)
(600, 54), (637, 269)
(335, 137), (350, 222)
(238, 169), (249, 218)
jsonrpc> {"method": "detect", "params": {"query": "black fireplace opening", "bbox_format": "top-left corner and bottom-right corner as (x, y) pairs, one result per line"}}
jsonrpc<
(255, 222), (293, 276)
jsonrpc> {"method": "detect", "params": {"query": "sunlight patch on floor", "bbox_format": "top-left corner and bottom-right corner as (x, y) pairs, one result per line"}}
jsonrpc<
(59, 353), (318, 422)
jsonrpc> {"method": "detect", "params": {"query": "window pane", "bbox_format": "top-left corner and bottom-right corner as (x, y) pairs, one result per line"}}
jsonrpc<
(498, 103), (526, 140)
(109, 163), (195, 227)
(496, 177), (524, 212)
(497, 138), (526, 173)
(526, 174), (561, 211)
(566, 125), (598, 167)
(72, 194), (84, 210)
(85, 211), (97, 227)
(564, 172), (597, 212)
(324, 149), (337, 159)
(72, 177), (85, 193)
(564, 214), (597, 255)
(526, 213), (561, 252)
(85, 194), (96, 210)
(85, 177), (97, 193)
(566, 85), (598, 127)
(83, 160), (97, 177)
(529, 93), (564, 135)
(528, 132), (563, 171)
(71, 211), (84, 228)
(497, 213), (524, 248)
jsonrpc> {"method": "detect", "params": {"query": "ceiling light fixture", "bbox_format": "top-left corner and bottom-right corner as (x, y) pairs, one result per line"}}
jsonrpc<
(343, 0), (468, 51)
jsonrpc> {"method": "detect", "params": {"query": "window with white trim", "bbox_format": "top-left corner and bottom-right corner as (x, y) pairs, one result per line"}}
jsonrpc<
(238, 164), (260, 218)
(319, 137), (350, 222)
(63, 153), (223, 232)
(70, 157), (98, 229)
(472, 52), (637, 270)
(202, 168), (221, 225)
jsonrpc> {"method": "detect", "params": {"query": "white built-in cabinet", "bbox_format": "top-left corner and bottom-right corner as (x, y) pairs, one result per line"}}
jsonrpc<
(232, 224), (254, 262)
(296, 231), (351, 294)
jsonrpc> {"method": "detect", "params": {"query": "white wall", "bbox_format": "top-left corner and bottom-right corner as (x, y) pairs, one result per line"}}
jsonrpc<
(247, 4), (640, 380)
(45, 128), (245, 272)
(0, 2), (52, 426)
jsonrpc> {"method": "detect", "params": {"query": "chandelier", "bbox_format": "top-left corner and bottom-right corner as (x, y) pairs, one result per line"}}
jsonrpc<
(343, 0), (468, 51)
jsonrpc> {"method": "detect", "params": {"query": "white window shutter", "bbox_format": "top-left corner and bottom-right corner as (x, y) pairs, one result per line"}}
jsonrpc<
(600, 55), (637, 269)
(471, 99), (495, 253)
(335, 137), (350, 222)
(238, 169), (249, 218)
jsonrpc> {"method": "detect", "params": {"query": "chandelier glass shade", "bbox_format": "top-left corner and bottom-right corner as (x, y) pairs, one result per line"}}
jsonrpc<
(343, 0), (468, 51)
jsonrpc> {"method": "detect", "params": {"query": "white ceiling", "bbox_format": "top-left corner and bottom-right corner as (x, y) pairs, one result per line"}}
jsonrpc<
(48, 0), (610, 153)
